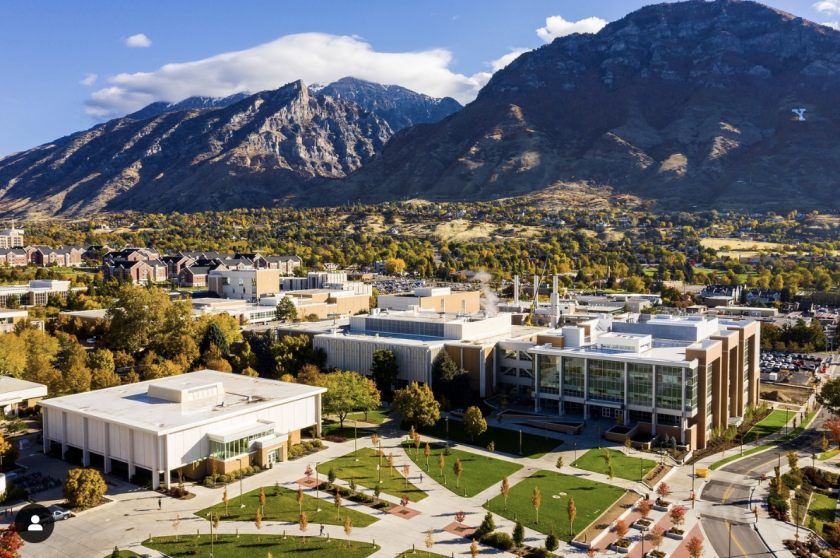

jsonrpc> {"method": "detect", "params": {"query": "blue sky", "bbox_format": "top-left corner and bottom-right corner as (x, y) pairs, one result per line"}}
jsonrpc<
(0, 0), (830, 157)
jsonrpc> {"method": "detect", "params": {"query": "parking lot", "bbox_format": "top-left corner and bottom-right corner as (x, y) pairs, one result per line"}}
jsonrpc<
(759, 350), (832, 384)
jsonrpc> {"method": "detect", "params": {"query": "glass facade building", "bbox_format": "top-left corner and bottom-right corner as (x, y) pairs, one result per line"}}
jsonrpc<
(209, 427), (274, 461)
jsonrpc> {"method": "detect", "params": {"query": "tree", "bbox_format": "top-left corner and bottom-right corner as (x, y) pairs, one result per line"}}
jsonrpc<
(223, 484), (229, 515)
(275, 296), (298, 322)
(453, 459), (463, 489)
(201, 323), (230, 356)
(259, 486), (266, 515)
(512, 520), (525, 548)
(501, 477), (510, 511)
(255, 509), (263, 542)
(648, 526), (665, 551)
(424, 442), (431, 470)
(370, 349), (399, 396)
(299, 512), (308, 544)
(323, 371), (371, 428)
(817, 379), (840, 415)
(786, 450), (800, 471)
(438, 453), (445, 477)
(424, 527), (434, 558)
(475, 511), (496, 539)
(385, 258), (407, 274)
(344, 517), (354, 547)
(62, 468), (107, 509)
(669, 505), (686, 527)
(388, 453), (395, 478)
(271, 334), (326, 378)
(297, 487), (305, 514)
(613, 519), (628, 541)
(822, 433), (829, 453)
(656, 482), (671, 501)
(359, 376), (382, 421)
(0, 525), (23, 558)
(172, 514), (181, 543)
(546, 528), (559, 552)
(825, 417), (840, 449)
(623, 276), (646, 293)
(686, 536), (704, 558)
(463, 406), (487, 442)
(532, 486), (541, 524)
(568, 496), (577, 537)
(470, 539), (479, 558)
(392, 382), (440, 428)
(638, 499), (652, 519)
(0, 335), (27, 378)
(431, 351), (472, 408)
(334, 490), (342, 520)
(403, 464), (410, 488)
(555, 456), (563, 472)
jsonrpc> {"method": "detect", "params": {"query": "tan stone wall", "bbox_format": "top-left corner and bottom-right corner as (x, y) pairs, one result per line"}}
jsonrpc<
(535, 334), (565, 348)
(255, 270), (281, 298)
(686, 341), (722, 448)
(417, 292), (480, 314)
(462, 346), (482, 392)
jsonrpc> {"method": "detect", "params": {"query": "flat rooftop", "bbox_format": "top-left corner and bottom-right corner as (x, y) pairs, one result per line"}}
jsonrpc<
(39, 370), (325, 435)
(531, 343), (694, 365)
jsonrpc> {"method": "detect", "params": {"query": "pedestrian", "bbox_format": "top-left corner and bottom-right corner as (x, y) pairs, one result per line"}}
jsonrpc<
(419, 473), (423, 483)
(320, 524), (325, 536)
(158, 498), (162, 510)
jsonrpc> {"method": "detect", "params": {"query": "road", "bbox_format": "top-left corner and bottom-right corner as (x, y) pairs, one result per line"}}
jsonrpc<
(702, 517), (773, 558)
(701, 480), (753, 506)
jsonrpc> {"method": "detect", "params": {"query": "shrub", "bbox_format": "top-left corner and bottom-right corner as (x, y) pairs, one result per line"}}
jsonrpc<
(782, 472), (801, 490)
(203, 477), (215, 487)
(219, 474), (230, 484)
(253, 465), (261, 473)
(63, 468), (107, 510)
(324, 435), (348, 443)
(318, 482), (330, 491)
(311, 439), (323, 448)
(482, 532), (514, 551)
(474, 511), (496, 540)
(530, 548), (552, 558)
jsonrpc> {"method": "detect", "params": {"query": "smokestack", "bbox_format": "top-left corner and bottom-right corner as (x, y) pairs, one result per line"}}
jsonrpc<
(551, 275), (560, 329)
(462, 300), (466, 315)
(441, 299), (446, 314)
(514, 276), (520, 306)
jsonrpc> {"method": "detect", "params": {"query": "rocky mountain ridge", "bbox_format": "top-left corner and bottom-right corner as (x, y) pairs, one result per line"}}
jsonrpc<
(0, 81), (391, 216)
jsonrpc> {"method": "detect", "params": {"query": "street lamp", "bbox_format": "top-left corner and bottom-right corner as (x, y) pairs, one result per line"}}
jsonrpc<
(519, 430), (523, 456)
(446, 415), (449, 441)
(238, 457), (245, 508)
(727, 521), (732, 558)
(206, 513), (214, 557)
(574, 442), (577, 463)
(354, 419), (359, 462)
(316, 462), (321, 512)
(598, 427), (601, 449)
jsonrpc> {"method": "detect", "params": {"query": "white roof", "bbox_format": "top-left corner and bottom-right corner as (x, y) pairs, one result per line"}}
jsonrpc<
(0, 376), (47, 405)
(38, 370), (325, 435)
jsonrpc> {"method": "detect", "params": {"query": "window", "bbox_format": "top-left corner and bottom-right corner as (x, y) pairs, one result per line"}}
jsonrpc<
(501, 367), (517, 377)
(503, 349), (517, 359)
(657, 413), (680, 426)
(210, 428), (274, 460)
(588, 359), (624, 403)
(685, 367), (698, 412)
(628, 363), (653, 406)
(518, 351), (532, 361)
(656, 365), (683, 411)
(563, 357), (585, 398)
(629, 409), (652, 423)
(706, 363), (713, 417)
(538, 354), (560, 394)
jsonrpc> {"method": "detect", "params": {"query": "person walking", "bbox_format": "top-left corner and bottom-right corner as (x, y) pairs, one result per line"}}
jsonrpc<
(158, 498), (162, 510)
(419, 473), (423, 483)
(320, 524), (325, 536)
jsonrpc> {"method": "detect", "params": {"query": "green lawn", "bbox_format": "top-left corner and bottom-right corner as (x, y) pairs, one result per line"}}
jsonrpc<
(316, 448), (427, 502)
(484, 470), (625, 541)
(571, 448), (656, 482)
(347, 409), (392, 424)
(400, 441), (522, 497)
(144, 535), (379, 558)
(807, 492), (838, 534)
(322, 422), (375, 439)
(819, 449), (840, 461)
(197, 485), (378, 527)
(405, 418), (562, 459)
(746, 410), (790, 439)
(711, 412), (817, 470)
(394, 551), (450, 558)
(101, 552), (139, 558)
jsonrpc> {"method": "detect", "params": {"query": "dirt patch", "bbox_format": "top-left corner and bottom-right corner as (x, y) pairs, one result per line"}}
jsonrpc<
(574, 491), (639, 544)
(700, 238), (782, 251)
(760, 384), (811, 406)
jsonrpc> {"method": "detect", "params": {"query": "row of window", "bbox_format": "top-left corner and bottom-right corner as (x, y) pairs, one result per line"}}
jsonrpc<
(209, 428), (274, 461)
(537, 355), (698, 412)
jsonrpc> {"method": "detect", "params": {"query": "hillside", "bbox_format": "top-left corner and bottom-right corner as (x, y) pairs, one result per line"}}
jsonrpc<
(339, 0), (840, 211)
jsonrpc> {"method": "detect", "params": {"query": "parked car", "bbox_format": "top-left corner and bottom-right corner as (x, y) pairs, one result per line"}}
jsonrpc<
(450, 409), (465, 418)
(50, 510), (72, 522)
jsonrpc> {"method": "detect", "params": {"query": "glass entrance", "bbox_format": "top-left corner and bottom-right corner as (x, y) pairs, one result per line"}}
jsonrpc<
(267, 449), (280, 464)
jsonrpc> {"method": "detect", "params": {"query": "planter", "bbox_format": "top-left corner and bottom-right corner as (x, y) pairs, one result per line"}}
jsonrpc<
(633, 519), (654, 530)
(666, 529), (685, 541)
(611, 540), (633, 554)
(653, 499), (671, 512)
(645, 551), (668, 558)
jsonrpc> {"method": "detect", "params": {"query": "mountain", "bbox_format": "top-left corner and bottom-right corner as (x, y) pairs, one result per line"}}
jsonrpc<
(125, 92), (253, 120)
(339, 0), (840, 211)
(313, 77), (463, 132)
(0, 81), (391, 217)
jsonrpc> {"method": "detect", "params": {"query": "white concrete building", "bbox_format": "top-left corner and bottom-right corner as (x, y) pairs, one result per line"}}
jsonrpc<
(39, 371), (325, 489)
(0, 377), (46, 417)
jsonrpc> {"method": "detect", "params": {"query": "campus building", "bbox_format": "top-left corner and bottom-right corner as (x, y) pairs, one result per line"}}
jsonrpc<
(528, 315), (760, 449)
(39, 371), (325, 489)
(377, 287), (480, 314)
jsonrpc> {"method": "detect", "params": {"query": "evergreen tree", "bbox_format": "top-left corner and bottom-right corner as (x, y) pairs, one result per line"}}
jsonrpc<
(201, 323), (230, 356)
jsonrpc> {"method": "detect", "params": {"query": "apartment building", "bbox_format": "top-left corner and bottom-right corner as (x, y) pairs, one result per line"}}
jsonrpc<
(207, 269), (280, 301)
(0, 226), (24, 249)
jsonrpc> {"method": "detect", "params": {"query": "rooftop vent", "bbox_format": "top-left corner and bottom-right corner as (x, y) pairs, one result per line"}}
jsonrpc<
(148, 381), (225, 404)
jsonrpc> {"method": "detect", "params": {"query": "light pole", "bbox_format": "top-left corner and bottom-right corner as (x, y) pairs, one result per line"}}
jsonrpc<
(354, 419), (359, 462)
(316, 462), (321, 512)
(446, 415), (449, 441)
(206, 513), (214, 557)
(728, 521), (732, 558)
(598, 427), (601, 449)
(574, 442), (577, 463)
(238, 457), (245, 508)
(519, 430), (523, 456)
(640, 526), (647, 558)
(785, 408), (789, 435)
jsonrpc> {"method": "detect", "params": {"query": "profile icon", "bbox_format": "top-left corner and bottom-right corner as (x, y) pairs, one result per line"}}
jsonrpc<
(14, 503), (53, 543)
(28, 514), (43, 532)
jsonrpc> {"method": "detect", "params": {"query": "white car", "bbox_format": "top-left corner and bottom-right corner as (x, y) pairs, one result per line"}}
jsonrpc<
(51, 510), (72, 521)
(450, 409), (465, 418)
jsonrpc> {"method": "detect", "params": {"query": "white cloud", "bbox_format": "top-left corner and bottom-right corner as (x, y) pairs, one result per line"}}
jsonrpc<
(822, 20), (840, 29)
(125, 33), (152, 48)
(79, 73), (97, 86)
(86, 33), (490, 118)
(536, 15), (608, 42)
(814, 0), (840, 14)
(490, 48), (531, 73)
